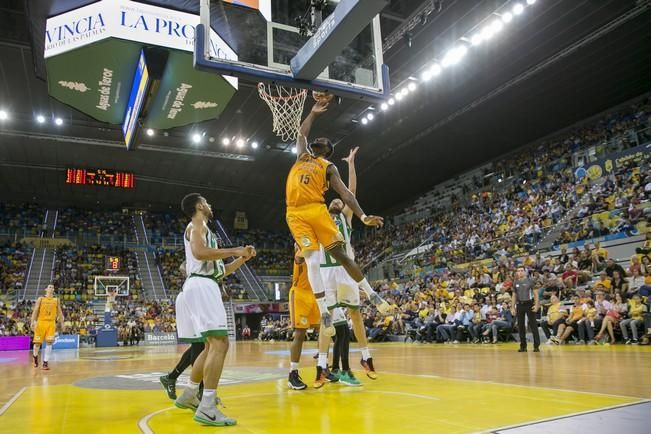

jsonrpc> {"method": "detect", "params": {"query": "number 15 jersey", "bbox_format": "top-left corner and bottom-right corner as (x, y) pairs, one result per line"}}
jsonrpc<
(286, 153), (331, 208)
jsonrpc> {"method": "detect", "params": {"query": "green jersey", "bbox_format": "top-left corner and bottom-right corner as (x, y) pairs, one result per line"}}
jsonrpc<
(320, 213), (353, 268)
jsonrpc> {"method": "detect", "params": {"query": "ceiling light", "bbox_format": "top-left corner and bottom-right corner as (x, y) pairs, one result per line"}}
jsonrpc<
(146, 128), (154, 136)
(502, 12), (513, 23)
(430, 63), (442, 75)
(291, 146), (297, 154)
(407, 82), (417, 91)
(222, 137), (230, 146)
(471, 33), (483, 46)
(526, 0), (536, 5)
(36, 115), (46, 124)
(513, 3), (525, 15)
(192, 133), (202, 144)
(251, 141), (259, 149)
(236, 138), (245, 148)
(491, 19), (504, 33)
(395, 93), (403, 101)
(380, 102), (389, 111)
(421, 69), (432, 81)
(442, 45), (467, 67)
(361, 117), (368, 125)
(388, 97), (395, 105)
(54, 117), (63, 126)
(400, 88), (409, 96)
(367, 113), (375, 121)
(0, 110), (9, 121)
(481, 25), (495, 40)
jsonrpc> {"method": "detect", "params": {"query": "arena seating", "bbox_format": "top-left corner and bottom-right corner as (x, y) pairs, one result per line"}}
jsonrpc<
(0, 242), (32, 295)
(0, 202), (43, 237)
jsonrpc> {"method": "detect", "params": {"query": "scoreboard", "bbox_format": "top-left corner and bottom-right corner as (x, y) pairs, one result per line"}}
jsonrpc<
(66, 168), (135, 188)
(105, 256), (121, 271)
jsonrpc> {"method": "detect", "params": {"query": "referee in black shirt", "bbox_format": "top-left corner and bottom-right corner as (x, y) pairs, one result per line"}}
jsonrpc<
(511, 267), (541, 352)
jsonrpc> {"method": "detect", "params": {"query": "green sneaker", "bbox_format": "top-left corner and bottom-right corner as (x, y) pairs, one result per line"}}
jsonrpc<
(339, 370), (362, 386)
(159, 375), (177, 400)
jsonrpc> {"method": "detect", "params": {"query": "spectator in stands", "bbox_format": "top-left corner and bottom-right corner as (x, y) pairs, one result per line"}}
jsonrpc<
(542, 295), (566, 343)
(595, 293), (627, 344)
(554, 297), (584, 345)
(468, 303), (485, 343)
(620, 294), (645, 344)
(611, 270), (629, 298)
(437, 305), (461, 343)
(453, 304), (474, 344)
(605, 258), (627, 279)
(484, 302), (513, 344)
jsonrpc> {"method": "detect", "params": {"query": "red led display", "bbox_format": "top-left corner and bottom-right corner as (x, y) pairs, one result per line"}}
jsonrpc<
(65, 168), (135, 188)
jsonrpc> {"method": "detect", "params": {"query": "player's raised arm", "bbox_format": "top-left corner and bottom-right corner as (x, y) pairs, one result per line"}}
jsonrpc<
(189, 224), (251, 261)
(296, 99), (329, 159)
(341, 146), (359, 223)
(327, 164), (383, 228)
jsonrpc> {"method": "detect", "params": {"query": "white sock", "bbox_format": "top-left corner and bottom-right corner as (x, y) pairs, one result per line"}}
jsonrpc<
(44, 344), (52, 362)
(290, 362), (299, 372)
(360, 347), (371, 361)
(33, 346), (39, 357)
(356, 278), (376, 298)
(187, 380), (200, 391)
(318, 353), (328, 368)
(200, 389), (216, 407)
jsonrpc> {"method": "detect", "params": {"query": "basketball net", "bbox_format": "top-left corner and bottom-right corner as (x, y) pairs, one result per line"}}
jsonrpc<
(258, 83), (308, 142)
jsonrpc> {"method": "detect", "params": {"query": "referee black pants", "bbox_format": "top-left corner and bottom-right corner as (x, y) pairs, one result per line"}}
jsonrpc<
(517, 300), (540, 350)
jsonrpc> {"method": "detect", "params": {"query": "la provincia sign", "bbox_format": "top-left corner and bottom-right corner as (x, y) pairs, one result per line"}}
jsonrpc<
(44, 0), (238, 89)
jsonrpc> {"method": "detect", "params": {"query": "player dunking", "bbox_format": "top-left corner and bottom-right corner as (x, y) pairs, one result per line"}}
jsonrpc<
(285, 96), (390, 337)
(321, 146), (378, 380)
(173, 193), (255, 426)
(31, 284), (64, 370)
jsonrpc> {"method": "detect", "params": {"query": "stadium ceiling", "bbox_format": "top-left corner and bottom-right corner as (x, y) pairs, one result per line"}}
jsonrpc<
(0, 0), (650, 229)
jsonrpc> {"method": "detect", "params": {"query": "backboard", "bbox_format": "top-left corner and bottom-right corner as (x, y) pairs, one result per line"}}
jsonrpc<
(194, 0), (390, 102)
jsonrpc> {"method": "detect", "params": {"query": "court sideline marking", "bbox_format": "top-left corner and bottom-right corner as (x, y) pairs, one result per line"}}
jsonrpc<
(475, 399), (651, 434)
(0, 387), (26, 417)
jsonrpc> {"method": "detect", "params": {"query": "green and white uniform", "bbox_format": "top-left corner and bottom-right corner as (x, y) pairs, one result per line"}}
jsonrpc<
(176, 222), (228, 343)
(320, 212), (360, 311)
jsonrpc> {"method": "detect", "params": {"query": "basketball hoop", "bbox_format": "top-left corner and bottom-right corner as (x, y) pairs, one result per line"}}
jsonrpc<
(257, 83), (308, 142)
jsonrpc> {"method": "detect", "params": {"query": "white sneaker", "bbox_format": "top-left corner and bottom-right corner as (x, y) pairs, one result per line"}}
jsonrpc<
(452, 340), (460, 344)
(174, 388), (200, 411)
(193, 403), (236, 426)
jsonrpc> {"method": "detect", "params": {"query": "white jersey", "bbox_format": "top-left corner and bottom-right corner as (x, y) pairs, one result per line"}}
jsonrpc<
(320, 212), (354, 268)
(184, 222), (226, 281)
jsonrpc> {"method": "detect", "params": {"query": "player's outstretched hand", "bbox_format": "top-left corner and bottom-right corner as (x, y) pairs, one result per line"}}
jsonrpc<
(311, 99), (329, 115)
(244, 245), (256, 260)
(342, 146), (359, 164)
(362, 215), (384, 228)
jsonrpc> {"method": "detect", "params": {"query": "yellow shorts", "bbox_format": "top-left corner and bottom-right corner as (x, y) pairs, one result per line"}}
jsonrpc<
(286, 203), (343, 251)
(34, 320), (56, 344)
(289, 287), (320, 329)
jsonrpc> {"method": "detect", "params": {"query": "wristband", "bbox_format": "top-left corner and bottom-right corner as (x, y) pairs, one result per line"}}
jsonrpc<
(361, 214), (368, 222)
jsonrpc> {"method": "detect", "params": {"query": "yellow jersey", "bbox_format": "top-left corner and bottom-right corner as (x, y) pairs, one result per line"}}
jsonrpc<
(547, 303), (563, 323)
(291, 260), (311, 293)
(286, 153), (331, 208)
(37, 296), (59, 322)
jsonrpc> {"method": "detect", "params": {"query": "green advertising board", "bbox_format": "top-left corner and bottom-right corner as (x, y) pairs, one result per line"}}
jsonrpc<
(46, 39), (142, 124)
(144, 50), (236, 129)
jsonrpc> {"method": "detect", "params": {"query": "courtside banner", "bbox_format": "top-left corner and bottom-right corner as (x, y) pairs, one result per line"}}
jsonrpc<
(52, 334), (80, 350)
(144, 332), (177, 346)
(0, 336), (30, 351)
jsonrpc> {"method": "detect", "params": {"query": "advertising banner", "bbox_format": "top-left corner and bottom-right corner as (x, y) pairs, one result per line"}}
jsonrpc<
(0, 336), (30, 351)
(52, 334), (80, 350)
(144, 50), (236, 129)
(144, 332), (178, 346)
(574, 143), (650, 181)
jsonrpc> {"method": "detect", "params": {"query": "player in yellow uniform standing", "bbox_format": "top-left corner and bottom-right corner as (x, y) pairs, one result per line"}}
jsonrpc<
(31, 284), (64, 370)
(285, 96), (390, 337)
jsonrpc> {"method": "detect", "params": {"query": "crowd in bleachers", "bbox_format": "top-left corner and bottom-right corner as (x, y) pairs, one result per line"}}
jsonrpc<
(54, 208), (133, 239)
(0, 202), (43, 236)
(0, 242), (31, 294)
(355, 97), (651, 269)
(52, 245), (143, 300)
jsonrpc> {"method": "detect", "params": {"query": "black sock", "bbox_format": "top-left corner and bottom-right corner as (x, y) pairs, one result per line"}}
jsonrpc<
(189, 342), (205, 364)
(168, 346), (193, 380)
(333, 324), (347, 371)
(340, 326), (350, 371)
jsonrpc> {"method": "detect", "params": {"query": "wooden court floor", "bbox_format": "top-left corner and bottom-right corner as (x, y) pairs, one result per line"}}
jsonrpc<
(1, 341), (650, 433)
